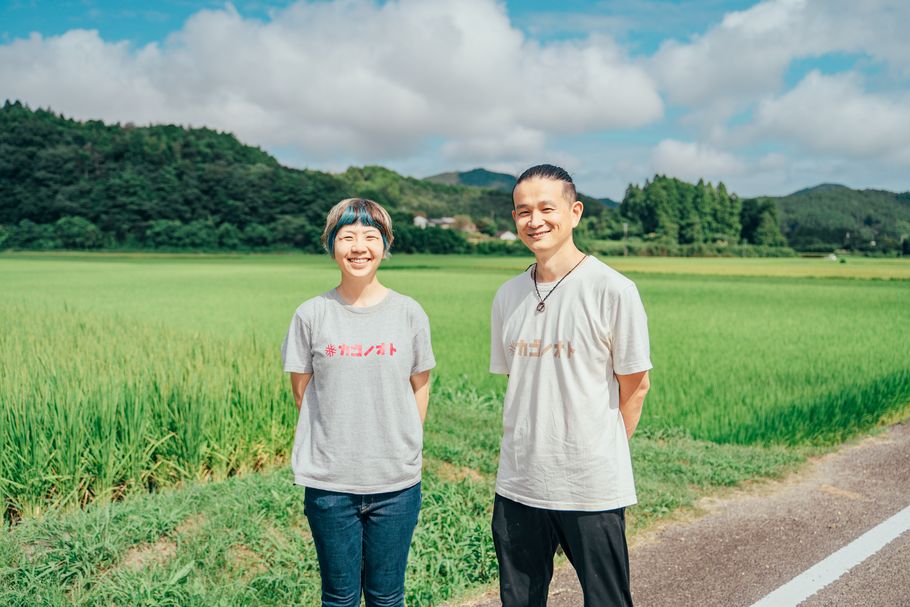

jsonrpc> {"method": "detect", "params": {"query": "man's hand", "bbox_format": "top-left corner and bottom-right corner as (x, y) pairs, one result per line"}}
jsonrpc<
(617, 370), (650, 439)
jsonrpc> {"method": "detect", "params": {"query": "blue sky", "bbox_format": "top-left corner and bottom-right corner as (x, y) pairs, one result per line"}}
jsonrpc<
(2, 0), (908, 199)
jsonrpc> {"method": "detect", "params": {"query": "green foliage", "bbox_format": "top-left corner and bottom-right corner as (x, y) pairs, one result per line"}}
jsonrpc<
(741, 197), (786, 246)
(53, 216), (104, 249)
(588, 240), (797, 258)
(393, 225), (469, 254)
(0, 101), (345, 252)
(620, 175), (756, 246)
(339, 165), (517, 225)
(773, 184), (910, 253)
(6, 220), (60, 249)
(4, 102), (903, 257)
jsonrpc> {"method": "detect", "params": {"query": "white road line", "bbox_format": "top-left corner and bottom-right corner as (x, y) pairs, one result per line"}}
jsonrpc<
(749, 504), (910, 607)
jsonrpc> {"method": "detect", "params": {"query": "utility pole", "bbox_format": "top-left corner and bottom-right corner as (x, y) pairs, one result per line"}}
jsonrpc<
(623, 222), (629, 256)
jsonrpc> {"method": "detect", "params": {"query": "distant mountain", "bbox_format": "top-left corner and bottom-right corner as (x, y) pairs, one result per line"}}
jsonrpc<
(424, 167), (619, 208)
(761, 184), (910, 252)
(424, 168), (516, 191)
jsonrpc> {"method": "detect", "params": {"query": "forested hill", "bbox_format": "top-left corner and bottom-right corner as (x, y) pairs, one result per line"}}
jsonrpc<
(1, 102), (906, 255)
(763, 184), (910, 253)
(0, 102), (345, 250)
(0, 101), (532, 251)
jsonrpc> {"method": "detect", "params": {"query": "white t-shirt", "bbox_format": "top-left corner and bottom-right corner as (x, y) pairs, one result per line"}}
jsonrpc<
(490, 256), (652, 511)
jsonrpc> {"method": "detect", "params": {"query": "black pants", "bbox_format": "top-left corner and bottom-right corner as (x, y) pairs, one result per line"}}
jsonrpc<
(491, 494), (632, 607)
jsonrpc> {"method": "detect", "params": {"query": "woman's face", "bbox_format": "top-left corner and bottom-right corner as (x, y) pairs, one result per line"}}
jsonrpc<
(333, 223), (385, 279)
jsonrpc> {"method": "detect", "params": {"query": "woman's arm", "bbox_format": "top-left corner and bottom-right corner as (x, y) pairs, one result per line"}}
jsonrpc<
(409, 370), (431, 424)
(289, 372), (313, 412)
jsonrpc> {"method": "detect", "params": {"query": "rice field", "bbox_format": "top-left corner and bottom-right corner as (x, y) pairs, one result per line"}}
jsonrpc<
(1, 252), (909, 604)
(2, 252), (909, 517)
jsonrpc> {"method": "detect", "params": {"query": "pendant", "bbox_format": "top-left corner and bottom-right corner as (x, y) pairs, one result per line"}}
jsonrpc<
(536, 301), (546, 312)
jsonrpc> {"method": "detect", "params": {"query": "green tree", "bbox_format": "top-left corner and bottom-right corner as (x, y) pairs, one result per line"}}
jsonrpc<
(242, 223), (273, 248)
(216, 223), (242, 249)
(54, 216), (104, 249)
(9, 220), (60, 249)
(741, 198), (786, 246)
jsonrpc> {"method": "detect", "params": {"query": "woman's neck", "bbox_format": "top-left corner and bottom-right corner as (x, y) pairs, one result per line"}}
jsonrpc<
(336, 276), (388, 307)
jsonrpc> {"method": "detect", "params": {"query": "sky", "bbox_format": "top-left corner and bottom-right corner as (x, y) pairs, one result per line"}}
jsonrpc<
(2, 0), (909, 200)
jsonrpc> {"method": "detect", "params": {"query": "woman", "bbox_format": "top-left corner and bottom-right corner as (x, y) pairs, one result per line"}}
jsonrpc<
(281, 198), (434, 607)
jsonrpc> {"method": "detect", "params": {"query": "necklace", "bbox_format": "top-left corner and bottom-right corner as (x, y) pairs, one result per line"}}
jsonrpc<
(532, 255), (587, 312)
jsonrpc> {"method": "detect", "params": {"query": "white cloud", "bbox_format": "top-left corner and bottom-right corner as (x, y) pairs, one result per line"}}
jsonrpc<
(0, 0), (663, 164)
(752, 70), (910, 160)
(651, 139), (745, 182)
(651, 0), (910, 113)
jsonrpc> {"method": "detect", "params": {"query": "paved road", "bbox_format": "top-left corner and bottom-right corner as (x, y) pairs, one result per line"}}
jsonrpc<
(457, 420), (910, 607)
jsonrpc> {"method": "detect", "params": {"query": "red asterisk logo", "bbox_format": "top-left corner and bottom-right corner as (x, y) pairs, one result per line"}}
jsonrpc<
(324, 344), (337, 357)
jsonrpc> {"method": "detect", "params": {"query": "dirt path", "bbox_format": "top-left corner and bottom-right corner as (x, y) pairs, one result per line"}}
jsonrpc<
(457, 420), (910, 606)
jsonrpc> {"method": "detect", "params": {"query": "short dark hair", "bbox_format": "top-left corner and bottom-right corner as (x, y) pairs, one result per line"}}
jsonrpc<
(514, 164), (577, 203)
(322, 198), (394, 257)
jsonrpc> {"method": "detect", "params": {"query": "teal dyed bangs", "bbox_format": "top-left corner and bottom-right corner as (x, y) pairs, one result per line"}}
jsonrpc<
(327, 205), (389, 256)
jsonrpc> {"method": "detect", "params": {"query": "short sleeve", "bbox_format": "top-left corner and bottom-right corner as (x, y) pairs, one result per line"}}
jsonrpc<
(410, 306), (436, 375)
(281, 311), (314, 373)
(611, 285), (653, 375)
(490, 295), (509, 374)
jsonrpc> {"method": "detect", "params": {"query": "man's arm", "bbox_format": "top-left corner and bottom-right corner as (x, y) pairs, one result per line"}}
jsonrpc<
(289, 372), (313, 412)
(410, 370), (431, 424)
(617, 370), (650, 439)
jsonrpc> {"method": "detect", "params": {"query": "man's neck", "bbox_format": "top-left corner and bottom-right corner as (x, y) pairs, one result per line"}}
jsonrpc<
(534, 242), (586, 282)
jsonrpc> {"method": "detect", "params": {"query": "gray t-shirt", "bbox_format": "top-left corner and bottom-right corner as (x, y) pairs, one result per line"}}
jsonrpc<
(490, 256), (652, 511)
(281, 289), (436, 494)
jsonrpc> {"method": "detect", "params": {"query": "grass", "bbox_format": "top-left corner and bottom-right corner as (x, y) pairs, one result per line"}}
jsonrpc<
(0, 435), (802, 606)
(2, 252), (909, 605)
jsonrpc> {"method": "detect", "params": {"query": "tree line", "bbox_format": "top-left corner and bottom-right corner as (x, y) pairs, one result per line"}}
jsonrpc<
(4, 101), (902, 256)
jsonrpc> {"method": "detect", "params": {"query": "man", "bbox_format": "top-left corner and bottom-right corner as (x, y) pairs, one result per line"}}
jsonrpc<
(489, 164), (652, 606)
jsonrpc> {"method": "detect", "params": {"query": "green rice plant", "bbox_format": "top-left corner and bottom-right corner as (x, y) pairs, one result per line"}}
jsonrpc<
(641, 274), (910, 444)
(1, 252), (909, 520)
(0, 302), (296, 520)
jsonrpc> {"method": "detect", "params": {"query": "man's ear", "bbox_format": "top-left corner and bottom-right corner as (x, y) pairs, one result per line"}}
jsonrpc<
(571, 199), (584, 228)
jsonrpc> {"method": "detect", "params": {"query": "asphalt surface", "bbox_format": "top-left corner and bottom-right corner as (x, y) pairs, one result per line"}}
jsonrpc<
(457, 420), (910, 607)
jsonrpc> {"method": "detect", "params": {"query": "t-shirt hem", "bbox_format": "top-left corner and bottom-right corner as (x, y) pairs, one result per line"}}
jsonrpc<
(411, 361), (437, 374)
(614, 360), (653, 375)
(294, 474), (421, 495)
(495, 487), (637, 512)
(489, 365), (509, 375)
(283, 364), (313, 373)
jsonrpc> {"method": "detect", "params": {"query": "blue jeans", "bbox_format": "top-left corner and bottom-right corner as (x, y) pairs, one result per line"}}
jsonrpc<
(304, 482), (421, 607)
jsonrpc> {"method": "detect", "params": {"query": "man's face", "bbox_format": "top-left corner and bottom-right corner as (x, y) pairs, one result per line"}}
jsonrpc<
(512, 177), (583, 256)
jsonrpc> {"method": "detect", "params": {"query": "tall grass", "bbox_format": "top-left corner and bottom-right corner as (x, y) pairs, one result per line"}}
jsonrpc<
(2, 253), (909, 521)
(0, 303), (294, 520)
